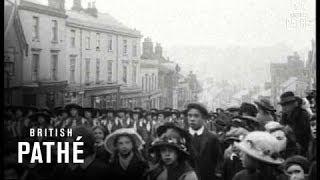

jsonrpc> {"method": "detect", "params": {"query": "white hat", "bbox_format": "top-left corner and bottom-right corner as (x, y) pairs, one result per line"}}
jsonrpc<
(234, 131), (284, 165)
(104, 128), (145, 153)
(264, 121), (283, 132)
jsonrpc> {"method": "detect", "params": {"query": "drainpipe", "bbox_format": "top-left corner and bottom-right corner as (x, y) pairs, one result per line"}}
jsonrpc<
(79, 29), (83, 106)
(116, 34), (119, 109)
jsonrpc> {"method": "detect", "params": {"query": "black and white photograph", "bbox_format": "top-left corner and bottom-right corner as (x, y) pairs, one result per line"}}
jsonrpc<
(3, 0), (317, 180)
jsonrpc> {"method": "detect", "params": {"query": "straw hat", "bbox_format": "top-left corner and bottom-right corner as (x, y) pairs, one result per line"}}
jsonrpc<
(264, 121), (283, 132)
(149, 136), (189, 157)
(104, 128), (145, 153)
(234, 131), (284, 165)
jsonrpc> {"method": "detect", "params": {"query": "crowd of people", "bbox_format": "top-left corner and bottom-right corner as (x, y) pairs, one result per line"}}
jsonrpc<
(3, 90), (317, 180)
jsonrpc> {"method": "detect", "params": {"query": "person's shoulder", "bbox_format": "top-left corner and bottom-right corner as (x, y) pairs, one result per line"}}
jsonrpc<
(232, 169), (250, 180)
(90, 158), (108, 169)
(205, 129), (220, 141)
(179, 170), (198, 180)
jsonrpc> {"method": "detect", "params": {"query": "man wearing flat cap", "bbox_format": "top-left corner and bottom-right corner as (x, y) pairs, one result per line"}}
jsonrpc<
(279, 91), (311, 156)
(186, 103), (223, 180)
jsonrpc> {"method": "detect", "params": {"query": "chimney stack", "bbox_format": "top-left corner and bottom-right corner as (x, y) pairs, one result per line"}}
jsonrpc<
(72, 0), (83, 11)
(48, 0), (65, 10)
(85, 0), (98, 17)
(155, 43), (163, 58)
(141, 37), (154, 59)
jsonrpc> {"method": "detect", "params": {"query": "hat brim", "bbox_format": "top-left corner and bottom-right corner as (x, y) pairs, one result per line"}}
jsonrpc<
(65, 104), (82, 111)
(234, 141), (284, 165)
(278, 96), (297, 105)
(104, 128), (145, 154)
(149, 142), (190, 157)
(254, 101), (276, 112)
(156, 123), (191, 142)
(239, 115), (259, 123)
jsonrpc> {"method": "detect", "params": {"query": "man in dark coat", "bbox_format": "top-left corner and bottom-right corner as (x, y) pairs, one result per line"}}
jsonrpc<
(279, 92), (311, 156)
(187, 103), (223, 180)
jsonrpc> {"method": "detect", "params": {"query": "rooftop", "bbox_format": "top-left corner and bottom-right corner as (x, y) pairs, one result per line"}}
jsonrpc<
(67, 10), (141, 37)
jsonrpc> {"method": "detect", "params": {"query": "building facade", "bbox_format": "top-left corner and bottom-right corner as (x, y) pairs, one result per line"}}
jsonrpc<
(4, 0), (28, 106)
(8, 0), (144, 109)
(270, 52), (309, 109)
(17, 0), (68, 108)
(65, 0), (142, 108)
(140, 38), (162, 109)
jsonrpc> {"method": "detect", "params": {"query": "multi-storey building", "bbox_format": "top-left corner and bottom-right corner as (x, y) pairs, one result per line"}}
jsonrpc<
(65, 0), (142, 108)
(270, 52), (309, 109)
(4, 0), (28, 106)
(7, 0), (144, 109)
(176, 71), (202, 110)
(306, 39), (316, 90)
(16, 0), (68, 108)
(140, 38), (162, 109)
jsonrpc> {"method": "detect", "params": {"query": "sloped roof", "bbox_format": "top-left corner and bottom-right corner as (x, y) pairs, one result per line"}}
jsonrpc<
(4, 1), (14, 31)
(66, 10), (141, 37)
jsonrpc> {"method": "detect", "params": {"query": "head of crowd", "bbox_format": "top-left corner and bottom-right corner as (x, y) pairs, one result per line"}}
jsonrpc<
(3, 90), (317, 180)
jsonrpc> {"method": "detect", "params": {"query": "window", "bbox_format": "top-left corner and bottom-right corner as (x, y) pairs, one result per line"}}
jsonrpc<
(142, 76), (145, 91)
(108, 36), (113, 51)
(96, 58), (100, 83)
(31, 54), (39, 81)
(85, 33), (90, 49)
(149, 75), (152, 91)
(145, 74), (149, 92)
(123, 65), (127, 83)
(50, 54), (58, 80)
(70, 57), (76, 83)
(107, 61), (112, 82)
(32, 17), (39, 40)
(152, 74), (155, 90)
(155, 76), (157, 89)
(132, 64), (137, 84)
(123, 40), (128, 55)
(70, 30), (76, 47)
(85, 58), (90, 83)
(96, 33), (100, 51)
(52, 20), (58, 42)
(132, 42), (137, 57)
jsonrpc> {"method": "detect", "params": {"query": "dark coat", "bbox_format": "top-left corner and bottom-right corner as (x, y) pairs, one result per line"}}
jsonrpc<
(190, 127), (223, 180)
(222, 155), (243, 180)
(232, 169), (278, 180)
(108, 154), (148, 180)
(53, 158), (109, 180)
(280, 107), (311, 155)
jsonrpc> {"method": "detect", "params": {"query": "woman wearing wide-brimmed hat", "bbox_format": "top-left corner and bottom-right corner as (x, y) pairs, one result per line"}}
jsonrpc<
(254, 98), (276, 127)
(232, 131), (285, 180)
(104, 128), (147, 180)
(146, 135), (198, 180)
(63, 103), (88, 128)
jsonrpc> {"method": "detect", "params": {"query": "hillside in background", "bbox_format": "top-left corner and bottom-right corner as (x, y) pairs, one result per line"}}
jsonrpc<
(164, 43), (310, 88)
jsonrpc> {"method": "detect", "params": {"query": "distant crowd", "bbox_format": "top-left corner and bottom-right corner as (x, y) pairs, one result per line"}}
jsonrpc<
(3, 90), (317, 180)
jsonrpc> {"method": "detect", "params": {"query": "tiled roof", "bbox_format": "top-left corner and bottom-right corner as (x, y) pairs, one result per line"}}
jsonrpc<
(66, 10), (141, 37)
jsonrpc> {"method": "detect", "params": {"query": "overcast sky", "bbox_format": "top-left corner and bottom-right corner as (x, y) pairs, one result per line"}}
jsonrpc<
(65, 0), (315, 50)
